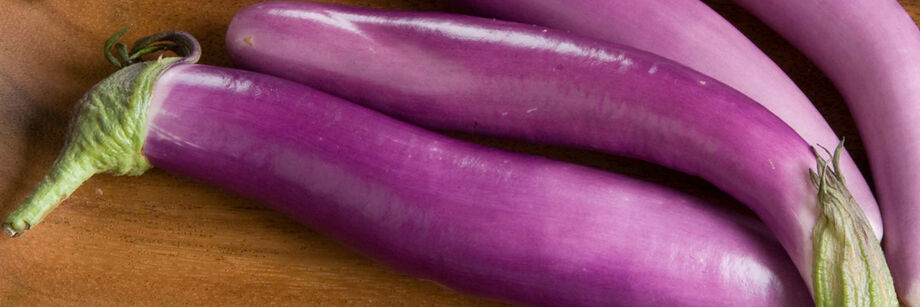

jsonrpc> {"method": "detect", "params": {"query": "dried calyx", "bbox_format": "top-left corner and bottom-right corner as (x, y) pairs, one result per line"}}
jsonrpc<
(2, 29), (201, 237)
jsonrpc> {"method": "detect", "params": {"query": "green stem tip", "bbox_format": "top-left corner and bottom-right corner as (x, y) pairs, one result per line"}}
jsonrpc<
(3, 29), (201, 237)
(810, 140), (898, 306)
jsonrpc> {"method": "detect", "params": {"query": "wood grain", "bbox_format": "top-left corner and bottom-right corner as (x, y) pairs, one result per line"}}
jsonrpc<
(0, 0), (917, 305)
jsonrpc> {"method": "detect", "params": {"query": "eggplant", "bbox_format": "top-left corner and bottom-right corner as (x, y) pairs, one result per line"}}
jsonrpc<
(729, 0), (920, 305)
(224, 2), (894, 303)
(442, 0), (876, 244)
(3, 30), (811, 306)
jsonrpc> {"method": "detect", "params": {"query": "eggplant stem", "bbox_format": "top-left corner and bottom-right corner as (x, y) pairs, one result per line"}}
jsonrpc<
(129, 44), (171, 60)
(4, 225), (17, 237)
(4, 30), (202, 237)
(2, 155), (96, 237)
(104, 27), (130, 68)
(104, 28), (201, 68)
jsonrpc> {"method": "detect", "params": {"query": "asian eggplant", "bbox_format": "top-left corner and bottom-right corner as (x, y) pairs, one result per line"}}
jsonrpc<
(442, 0), (876, 244)
(730, 0), (920, 305)
(3, 30), (812, 307)
(224, 2), (894, 303)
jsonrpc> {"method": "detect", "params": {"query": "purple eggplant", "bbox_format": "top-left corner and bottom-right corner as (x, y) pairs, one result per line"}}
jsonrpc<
(728, 0), (920, 304)
(3, 30), (811, 306)
(443, 0), (877, 247)
(224, 2), (894, 303)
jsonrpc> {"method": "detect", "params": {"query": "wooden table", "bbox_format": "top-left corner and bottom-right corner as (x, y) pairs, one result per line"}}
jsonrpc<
(1, 0), (918, 305)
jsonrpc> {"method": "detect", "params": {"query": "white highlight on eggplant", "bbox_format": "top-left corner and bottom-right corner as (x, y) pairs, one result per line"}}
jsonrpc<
(269, 8), (367, 38)
(148, 126), (204, 151)
(315, 11), (636, 68)
(618, 58), (634, 73)
(456, 156), (483, 169)
(428, 146), (444, 161)
(181, 68), (261, 96)
(719, 256), (777, 298)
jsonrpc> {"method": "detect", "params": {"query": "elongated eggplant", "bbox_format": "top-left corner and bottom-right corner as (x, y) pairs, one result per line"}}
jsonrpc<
(444, 0), (876, 244)
(224, 2), (893, 303)
(730, 1), (920, 304)
(3, 31), (812, 306)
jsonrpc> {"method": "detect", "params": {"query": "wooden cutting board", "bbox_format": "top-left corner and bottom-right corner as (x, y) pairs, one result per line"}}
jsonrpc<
(1, 0), (918, 305)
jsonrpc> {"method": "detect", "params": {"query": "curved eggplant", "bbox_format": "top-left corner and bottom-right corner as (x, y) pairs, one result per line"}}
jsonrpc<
(224, 2), (893, 303)
(443, 0), (877, 241)
(3, 31), (811, 306)
(730, 0), (920, 304)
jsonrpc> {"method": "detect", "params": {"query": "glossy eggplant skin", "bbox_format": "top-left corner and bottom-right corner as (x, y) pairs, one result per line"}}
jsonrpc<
(445, 0), (878, 241)
(224, 1), (883, 290)
(142, 64), (810, 306)
(730, 0), (920, 303)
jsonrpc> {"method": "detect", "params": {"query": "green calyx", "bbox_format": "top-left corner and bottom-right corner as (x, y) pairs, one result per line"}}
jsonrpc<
(811, 141), (898, 306)
(3, 29), (201, 237)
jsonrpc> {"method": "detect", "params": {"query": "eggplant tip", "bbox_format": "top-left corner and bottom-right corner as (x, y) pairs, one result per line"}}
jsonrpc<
(3, 224), (19, 237)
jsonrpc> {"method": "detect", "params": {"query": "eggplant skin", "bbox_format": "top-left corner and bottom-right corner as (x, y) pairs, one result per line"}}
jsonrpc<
(729, 0), (920, 303)
(224, 1), (888, 292)
(143, 64), (810, 306)
(442, 0), (870, 198)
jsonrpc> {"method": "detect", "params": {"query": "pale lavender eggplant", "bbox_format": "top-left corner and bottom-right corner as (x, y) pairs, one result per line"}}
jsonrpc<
(224, 2), (890, 299)
(0, 30), (814, 306)
(444, 0), (880, 240)
(730, 0), (920, 304)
